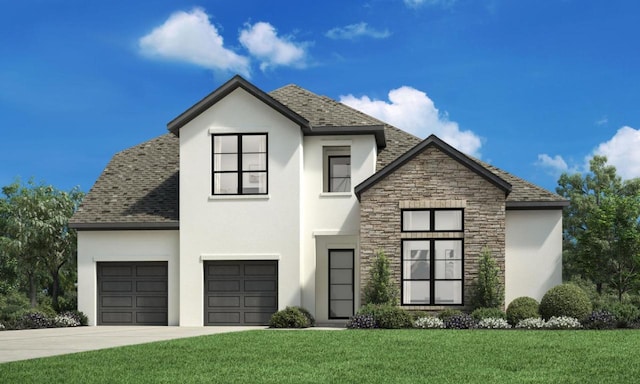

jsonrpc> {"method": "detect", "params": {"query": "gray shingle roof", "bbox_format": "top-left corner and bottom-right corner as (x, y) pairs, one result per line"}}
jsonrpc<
(70, 81), (566, 228)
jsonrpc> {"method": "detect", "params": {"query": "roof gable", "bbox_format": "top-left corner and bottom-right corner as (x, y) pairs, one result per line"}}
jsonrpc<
(167, 75), (310, 135)
(355, 134), (512, 200)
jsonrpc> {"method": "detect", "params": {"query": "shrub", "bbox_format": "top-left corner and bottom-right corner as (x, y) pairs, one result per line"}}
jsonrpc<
(53, 313), (80, 327)
(506, 297), (540, 326)
(294, 306), (315, 327)
(59, 310), (88, 326)
(414, 316), (444, 329)
(346, 314), (377, 329)
(539, 284), (592, 320)
(472, 247), (504, 309)
(19, 310), (53, 329)
(363, 250), (399, 305)
(438, 309), (463, 321)
(357, 304), (412, 329)
(477, 318), (511, 329)
(604, 302), (640, 328)
(515, 317), (546, 329)
(544, 316), (582, 330)
(0, 290), (30, 328)
(471, 307), (506, 321)
(582, 310), (617, 330)
(444, 313), (477, 329)
(55, 291), (78, 313)
(269, 307), (311, 328)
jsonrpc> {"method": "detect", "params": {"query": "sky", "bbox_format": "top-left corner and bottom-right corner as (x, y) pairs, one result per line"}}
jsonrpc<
(1, 0), (639, 194)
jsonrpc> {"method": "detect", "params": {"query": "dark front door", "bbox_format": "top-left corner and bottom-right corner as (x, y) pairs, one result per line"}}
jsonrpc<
(97, 262), (168, 325)
(329, 249), (354, 319)
(204, 260), (278, 325)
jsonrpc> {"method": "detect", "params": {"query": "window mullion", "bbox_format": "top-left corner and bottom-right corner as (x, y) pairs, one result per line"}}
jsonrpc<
(237, 134), (243, 194)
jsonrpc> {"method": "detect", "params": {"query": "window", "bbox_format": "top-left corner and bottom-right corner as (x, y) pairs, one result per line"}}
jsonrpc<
(323, 147), (350, 193)
(401, 208), (464, 305)
(212, 133), (267, 195)
(402, 239), (463, 305)
(402, 209), (463, 232)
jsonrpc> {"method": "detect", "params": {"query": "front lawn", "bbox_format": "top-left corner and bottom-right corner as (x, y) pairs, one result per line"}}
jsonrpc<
(1, 329), (639, 383)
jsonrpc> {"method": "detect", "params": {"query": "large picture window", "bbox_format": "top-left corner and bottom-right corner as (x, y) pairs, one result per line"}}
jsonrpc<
(402, 239), (463, 305)
(212, 133), (267, 195)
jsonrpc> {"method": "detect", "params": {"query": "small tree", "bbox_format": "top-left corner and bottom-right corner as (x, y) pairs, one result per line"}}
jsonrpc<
(472, 247), (504, 309)
(363, 250), (398, 305)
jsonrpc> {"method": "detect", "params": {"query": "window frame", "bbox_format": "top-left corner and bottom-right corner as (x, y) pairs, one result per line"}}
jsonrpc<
(327, 155), (351, 193)
(401, 208), (464, 233)
(211, 133), (268, 196)
(401, 238), (464, 306)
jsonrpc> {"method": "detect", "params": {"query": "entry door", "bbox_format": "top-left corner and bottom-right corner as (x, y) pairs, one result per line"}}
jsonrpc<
(328, 249), (354, 319)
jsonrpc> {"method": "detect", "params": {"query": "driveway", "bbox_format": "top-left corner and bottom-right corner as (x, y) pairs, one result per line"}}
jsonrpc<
(0, 326), (265, 363)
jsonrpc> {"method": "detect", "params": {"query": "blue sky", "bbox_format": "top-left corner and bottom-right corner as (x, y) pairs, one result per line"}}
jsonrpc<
(1, 0), (639, 193)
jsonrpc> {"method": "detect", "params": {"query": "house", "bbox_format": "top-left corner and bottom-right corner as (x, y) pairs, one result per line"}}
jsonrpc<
(69, 75), (568, 326)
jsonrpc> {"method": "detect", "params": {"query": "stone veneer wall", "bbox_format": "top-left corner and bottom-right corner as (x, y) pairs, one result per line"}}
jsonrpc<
(359, 146), (506, 310)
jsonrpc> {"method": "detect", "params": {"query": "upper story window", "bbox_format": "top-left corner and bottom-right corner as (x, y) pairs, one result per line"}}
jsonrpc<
(212, 133), (268, 195)
(402, 209), (463, 232)
(323, 146), (351, 193)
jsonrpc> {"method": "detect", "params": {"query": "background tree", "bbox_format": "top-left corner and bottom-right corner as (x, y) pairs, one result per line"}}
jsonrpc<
(0, 180), (83, 308)
(557, 156), (640, 299)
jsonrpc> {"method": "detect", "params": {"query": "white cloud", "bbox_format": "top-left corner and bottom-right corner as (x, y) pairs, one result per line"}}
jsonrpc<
(239, 22), (309, 71)
(326, 22), (391, 40)
(593, 126), (640, 179)
(340, 86), (482, 156)
(404, 0), (457, 8)
(536, 154), (569, 175)
(139, 8), (250, 76)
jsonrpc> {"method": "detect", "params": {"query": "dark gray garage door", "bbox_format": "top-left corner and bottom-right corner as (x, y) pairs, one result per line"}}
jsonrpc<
(204, 260), (278, 325)
(97, 262), (168, 325)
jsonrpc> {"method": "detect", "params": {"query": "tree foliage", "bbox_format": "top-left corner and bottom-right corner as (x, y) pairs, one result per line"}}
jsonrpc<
(0, 180), (83, 308)
(557, 156), (640, 300)
(363, 250), (399, 306)
(472, 247), (504, 309)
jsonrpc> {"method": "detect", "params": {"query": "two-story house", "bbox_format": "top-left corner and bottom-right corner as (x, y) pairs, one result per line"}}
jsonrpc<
(69, 75), (568, 326)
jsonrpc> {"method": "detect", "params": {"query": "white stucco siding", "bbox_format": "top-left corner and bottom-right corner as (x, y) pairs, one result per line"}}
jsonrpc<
(505, 209), (563, 305)
(301, 135), (377, 318)
(76, 230), (180, 326)
(179, 87), (303, 326)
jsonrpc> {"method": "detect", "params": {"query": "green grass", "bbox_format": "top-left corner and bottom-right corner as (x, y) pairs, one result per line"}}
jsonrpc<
(1, 329), (640, 383)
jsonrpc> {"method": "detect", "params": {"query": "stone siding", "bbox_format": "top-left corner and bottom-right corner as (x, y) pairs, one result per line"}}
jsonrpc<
(359, 146), (506, 310)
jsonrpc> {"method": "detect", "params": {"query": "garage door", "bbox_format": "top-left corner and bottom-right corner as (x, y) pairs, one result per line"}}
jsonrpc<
(97, 262), (168, 325)
(204, 260), (278, 325)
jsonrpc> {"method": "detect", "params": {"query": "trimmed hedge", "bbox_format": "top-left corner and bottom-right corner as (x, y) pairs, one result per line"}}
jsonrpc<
(506, 297), (540, 326)
(269, 307), (312, 328)
(539, 284), (592, 321)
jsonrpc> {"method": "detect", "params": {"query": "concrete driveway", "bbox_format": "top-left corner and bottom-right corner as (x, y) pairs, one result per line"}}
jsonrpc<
(0, 326), (265, 363)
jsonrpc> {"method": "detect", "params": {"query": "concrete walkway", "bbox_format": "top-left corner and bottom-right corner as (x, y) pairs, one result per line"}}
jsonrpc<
(0, 326), (265, 363)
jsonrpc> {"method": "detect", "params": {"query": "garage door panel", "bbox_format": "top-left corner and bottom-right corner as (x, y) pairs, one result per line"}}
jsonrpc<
(101, 296), (133, 308)
(208, 296), (241, 307)
(102, 281), (133, 292)
(244, 296), (276, 307)
(97, 262), (168, 326)
(208, 280), (241, 292)
(204, 260), (277, 325)
(244, 280), (276, 292)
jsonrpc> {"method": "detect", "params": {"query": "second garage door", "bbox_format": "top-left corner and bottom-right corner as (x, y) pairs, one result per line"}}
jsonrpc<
(204, 260), (278, 325)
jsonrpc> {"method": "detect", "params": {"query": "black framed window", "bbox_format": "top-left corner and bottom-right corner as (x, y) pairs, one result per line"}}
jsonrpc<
(328, 155), (351, 192)
(329, 249), (354, 319)
(402, 209), (463, 232)
(212, 133), (267, 195)
(402, 239), (463, 305)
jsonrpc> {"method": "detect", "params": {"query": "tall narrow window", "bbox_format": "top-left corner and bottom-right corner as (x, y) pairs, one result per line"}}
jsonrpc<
(212, 133), (267, 195)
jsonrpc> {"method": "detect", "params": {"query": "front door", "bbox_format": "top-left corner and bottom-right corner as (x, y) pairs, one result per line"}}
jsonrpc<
(328, 249), (354, 319)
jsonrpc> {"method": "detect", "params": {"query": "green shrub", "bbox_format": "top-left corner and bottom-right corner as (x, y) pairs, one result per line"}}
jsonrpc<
(471, 307), (506, 321)
(604, 302), (640, 328)
(437, 309), (463, 321)
(506, 297), (540, 325)
(472, 247), (504, 309)
(294, 306), (315, 326)
(0, 290), (31, 328)
(357, 304), (412, 329)
(363, 250), (398, 305)
(539, 284), (592, 320)
(269, 307), (311, 328)
(55, 291), (78, 313)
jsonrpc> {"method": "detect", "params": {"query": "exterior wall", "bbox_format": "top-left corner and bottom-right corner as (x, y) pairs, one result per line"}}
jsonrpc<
(76, 230), (180, 326)
(505, 209), (563, 305)
(359, 146), (506, 311)
(301, 136), (377, 322)
(179, 88), (303, 326)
